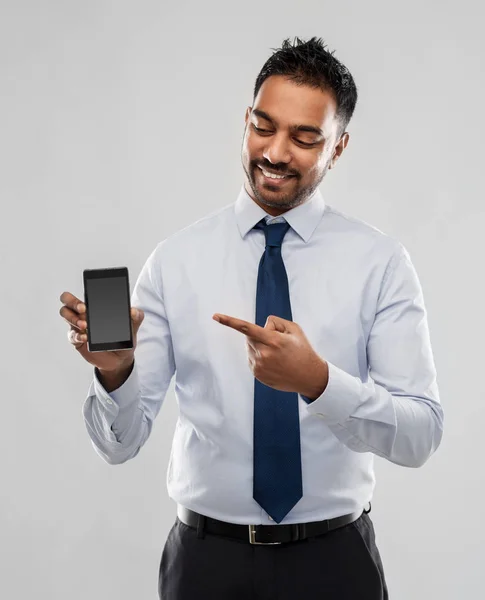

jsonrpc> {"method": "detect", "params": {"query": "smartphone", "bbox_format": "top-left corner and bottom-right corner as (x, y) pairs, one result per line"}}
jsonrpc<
(83, 267), (134, 352)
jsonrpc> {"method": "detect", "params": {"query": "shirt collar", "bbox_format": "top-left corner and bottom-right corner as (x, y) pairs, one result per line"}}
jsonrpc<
(234, 183), (327, 243)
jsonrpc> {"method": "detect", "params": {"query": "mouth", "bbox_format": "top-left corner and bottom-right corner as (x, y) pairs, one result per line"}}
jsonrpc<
(257, 165), (295, 186)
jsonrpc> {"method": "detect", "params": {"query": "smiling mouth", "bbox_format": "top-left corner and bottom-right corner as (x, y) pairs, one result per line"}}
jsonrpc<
(257, 166), (295, 184)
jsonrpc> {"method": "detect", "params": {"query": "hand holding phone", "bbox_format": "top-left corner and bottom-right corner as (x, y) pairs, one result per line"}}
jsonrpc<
(59, 268), (144, 372)
(59, 290), (143, 372)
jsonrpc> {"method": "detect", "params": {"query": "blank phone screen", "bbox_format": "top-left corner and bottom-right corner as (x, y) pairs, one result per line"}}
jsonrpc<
(85, 276), (131, 344)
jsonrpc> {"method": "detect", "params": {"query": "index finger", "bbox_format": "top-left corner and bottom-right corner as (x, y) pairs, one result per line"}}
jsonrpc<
(59, 291), (85, 313)
(212, 313), (271, 344)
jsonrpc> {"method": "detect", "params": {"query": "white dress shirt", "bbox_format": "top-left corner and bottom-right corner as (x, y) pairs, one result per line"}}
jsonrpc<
(82, 184), (443, 525)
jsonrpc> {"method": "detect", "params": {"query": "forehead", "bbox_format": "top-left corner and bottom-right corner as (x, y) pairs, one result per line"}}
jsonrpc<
(252, 75), (338, 135)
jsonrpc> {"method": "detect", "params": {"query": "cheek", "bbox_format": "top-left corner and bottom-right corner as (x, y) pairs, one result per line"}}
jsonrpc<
(290, 151), (320, 178)
(315, 150), (331, 170)
(248, 139), (262, 159)
(302, 157), (324, 178)
(242, 136), (258, 164)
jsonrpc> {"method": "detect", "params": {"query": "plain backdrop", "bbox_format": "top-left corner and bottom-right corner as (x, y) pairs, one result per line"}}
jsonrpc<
(1, 0), (484, 598)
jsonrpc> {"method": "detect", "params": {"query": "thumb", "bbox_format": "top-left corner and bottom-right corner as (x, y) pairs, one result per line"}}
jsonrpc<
(265, 315), (286, 333)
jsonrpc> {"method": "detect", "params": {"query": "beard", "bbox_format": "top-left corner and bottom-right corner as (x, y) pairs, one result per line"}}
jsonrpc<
(243, 159), (330, 210)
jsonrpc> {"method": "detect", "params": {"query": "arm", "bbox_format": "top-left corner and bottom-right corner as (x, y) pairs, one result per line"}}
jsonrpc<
(82, 243), (176, 465)
(96, 359), (135, 393)
(301, 244), (443, 468)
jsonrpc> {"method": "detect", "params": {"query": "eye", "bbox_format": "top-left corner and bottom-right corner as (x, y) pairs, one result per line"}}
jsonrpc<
(252, 125), (270, 133)
(296, 139), (315, 147)
(251, 124), (315, 147)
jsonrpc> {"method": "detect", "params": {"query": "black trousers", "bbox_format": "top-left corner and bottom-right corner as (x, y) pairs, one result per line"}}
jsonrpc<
(158, 510), (389, 599)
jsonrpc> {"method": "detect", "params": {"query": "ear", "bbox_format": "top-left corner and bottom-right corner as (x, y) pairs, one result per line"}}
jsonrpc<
(329, 131), (350, 169)
(245, 106), (252, 125)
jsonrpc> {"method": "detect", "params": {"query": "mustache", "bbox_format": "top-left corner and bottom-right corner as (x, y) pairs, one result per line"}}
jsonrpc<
(255, 163), (297, 177)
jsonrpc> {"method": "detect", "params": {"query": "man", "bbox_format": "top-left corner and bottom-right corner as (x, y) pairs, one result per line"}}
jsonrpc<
(61, 36), (443, 599)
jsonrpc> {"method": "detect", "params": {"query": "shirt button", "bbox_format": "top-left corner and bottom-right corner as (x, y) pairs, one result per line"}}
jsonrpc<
(106, 399), (113, 405)
(268, 516), (273, 521)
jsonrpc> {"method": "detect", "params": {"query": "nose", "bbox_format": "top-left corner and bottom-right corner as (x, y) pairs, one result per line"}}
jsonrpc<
(262, 134), (292, 166)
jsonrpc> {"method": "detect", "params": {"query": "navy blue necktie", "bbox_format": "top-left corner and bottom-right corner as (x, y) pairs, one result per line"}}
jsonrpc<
(252, 218), (303, 523)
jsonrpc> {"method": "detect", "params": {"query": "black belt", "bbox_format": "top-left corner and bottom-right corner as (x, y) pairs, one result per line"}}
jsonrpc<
(177, 504), (370, 545)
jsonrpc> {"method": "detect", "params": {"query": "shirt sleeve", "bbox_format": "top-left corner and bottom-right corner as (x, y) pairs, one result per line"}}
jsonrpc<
(82, 242), (176, 465)
(301, 244), (444, 468)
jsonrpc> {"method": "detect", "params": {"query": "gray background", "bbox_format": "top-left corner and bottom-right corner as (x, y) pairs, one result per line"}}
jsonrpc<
(1, 0), (483, 598)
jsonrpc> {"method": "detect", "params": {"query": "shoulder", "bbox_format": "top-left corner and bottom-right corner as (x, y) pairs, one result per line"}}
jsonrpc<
(150, 202), (234, 263)
(323, 204), (406, 264)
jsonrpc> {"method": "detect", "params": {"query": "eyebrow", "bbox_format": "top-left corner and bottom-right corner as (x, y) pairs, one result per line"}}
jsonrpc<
(251, 108), (324, 137)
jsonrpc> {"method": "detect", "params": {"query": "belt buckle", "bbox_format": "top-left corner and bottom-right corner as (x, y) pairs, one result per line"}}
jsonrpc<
(248, 524), (282, 545)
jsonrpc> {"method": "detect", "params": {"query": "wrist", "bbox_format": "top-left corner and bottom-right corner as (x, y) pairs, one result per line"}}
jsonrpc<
(302, 358), (328, 401)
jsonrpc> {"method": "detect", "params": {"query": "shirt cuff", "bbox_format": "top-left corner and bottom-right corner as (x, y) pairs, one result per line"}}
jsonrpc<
(92, 360), (140, 414)
(300, 360), (363, 422)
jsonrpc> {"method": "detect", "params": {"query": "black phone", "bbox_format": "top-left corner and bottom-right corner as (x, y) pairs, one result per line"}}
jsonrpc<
(83, 267), (134, 353)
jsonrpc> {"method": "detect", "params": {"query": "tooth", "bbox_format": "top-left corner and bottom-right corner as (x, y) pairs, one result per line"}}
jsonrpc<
(262, 169), (285, 179)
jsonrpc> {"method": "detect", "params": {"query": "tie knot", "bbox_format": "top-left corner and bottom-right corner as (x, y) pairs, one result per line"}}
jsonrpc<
(253, 219), (291, 248)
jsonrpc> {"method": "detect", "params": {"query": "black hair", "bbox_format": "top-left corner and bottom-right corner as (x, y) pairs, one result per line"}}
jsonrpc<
(253, 36), (358, 138)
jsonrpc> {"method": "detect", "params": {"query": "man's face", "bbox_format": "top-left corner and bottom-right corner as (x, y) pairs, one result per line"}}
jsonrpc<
(241, 75), (349, 216)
